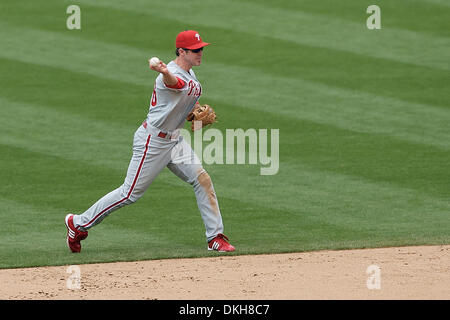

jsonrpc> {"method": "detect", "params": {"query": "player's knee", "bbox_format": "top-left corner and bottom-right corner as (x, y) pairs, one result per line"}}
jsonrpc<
(127, 190), (144, 204)
(120, 185), (142, 204)
(126, 196), (139, 204)
(196, 169), (212, 188)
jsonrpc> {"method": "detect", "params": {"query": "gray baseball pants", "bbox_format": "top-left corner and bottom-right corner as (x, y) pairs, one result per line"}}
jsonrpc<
(72, 122), (224, 242)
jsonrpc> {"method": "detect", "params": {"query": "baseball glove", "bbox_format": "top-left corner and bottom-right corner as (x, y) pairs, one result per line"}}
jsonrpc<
(186, 104), (217, 131)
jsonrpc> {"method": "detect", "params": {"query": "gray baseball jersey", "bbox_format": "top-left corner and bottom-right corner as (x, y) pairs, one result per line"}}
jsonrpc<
(147, 61), (202, 132)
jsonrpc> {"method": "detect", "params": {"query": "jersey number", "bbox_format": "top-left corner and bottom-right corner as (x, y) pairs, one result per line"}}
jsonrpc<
(151, 84), (157, 106)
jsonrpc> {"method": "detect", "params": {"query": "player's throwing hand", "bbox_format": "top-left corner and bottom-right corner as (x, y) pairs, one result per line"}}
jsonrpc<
(149, 57), (178, 87)
(149, 58), (169, 74)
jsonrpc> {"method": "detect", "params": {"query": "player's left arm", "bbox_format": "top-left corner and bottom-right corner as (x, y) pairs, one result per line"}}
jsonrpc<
(187, 101), (201, 121)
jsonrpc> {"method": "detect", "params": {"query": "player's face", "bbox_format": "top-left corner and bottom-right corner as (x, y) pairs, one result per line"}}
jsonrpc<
(184, 48), (203, 67)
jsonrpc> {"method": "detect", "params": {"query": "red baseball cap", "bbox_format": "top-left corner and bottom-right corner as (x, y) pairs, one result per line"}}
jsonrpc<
(176, 30), (210, 49)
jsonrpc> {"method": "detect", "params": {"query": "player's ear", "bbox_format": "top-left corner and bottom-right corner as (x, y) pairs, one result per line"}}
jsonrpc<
(176, 48), (187, 56)
(179, 48), (189, 56)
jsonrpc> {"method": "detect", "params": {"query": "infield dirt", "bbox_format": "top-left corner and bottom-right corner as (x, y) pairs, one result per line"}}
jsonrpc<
(1, 245), (449, 300)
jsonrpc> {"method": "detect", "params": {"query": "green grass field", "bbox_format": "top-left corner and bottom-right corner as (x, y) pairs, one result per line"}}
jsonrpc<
(0, 0), (449, 269)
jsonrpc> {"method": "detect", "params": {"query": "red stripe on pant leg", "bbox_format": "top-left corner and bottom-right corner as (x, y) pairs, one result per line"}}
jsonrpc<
(81, 135), (152, 228)
(127, 134), (151, 198)
(81, 197), (128, 228)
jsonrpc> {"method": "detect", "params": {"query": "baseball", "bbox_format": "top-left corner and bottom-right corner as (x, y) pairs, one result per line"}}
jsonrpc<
(149, 57), (160, 67)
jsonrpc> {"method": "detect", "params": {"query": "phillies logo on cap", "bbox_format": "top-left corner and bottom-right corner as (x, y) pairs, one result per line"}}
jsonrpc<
(176, 30), (210, 50)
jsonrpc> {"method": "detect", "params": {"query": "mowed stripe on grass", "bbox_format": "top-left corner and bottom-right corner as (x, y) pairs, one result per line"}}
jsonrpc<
(76, 0), (450, 70)
(0, 0), (448, 268)
(0, 25), (448, 149)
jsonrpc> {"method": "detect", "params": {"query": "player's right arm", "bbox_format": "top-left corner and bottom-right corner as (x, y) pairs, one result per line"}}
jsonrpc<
(149, 59), (179, 87)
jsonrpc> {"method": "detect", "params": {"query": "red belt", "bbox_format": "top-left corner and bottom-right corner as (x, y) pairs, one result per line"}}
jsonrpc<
(142, 121), (169, 138)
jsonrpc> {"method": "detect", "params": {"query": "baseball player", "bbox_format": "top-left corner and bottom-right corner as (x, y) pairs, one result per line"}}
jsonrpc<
(65, 30), (235, 253)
